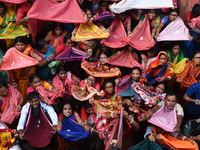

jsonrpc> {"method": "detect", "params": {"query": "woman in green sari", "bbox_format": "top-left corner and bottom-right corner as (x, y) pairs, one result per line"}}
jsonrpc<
(166, 42), (188, 74)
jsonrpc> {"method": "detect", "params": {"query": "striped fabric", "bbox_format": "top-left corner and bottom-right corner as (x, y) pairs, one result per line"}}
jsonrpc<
(75, 21), (109, 41)
(157, 17), (189, 42)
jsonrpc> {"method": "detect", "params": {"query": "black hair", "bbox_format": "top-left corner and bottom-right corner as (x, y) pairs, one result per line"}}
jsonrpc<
(56, 64), (67, 75)
(27, 91), (39, 100)
(83, 100), (93, 110)
(103, 78), (115, 89)
(192, 50), (200, 59)
(29, 74), (39, 83)
(190, 120), (200, 136)
(52, 22), (65, 34)
(99, 1), (110, 8)
(64, 33), (72, 43)
(196, 34), (200, 41)
(14, 36), (28, 45)
(83, 8), (92, 14)
(192, 4), (200, 17)
(171, 41), (181, 50)
(165, 91), (177, 99)
(35, 39), (47, 51)
(147, 9), (157, 14)
(154, 82), (167, 93)
(148, 45), (158, 54)
(0, 80), (8, 88)
(0, 2), (6, 10)
(169, 8), (179, 15)
(86, 74), (96, 81)
(99, 51), (108, 59)
(63, 101), (76, 113)
(132, 67), (142, 76)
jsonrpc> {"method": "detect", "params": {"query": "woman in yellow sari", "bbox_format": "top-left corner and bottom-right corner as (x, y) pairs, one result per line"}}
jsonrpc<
(166, 42), (188, 74)
(0, 36), (42, 101)
(0, 2), (26, 48)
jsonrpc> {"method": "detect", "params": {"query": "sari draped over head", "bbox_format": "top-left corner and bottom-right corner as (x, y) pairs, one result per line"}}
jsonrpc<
(166, 50), (188, 74)
(58, 112), (90, 141)
(52, 75), (76, 100)
(49, 32), (65, 48)
(81, 58), (121, 78)
(148, 103), (177, 132)
(1, 85), (21, 124)
(0, 6), (26, 48)
(36, 45), (55, 81)
(75, 21), (109, 41)
(132, 82), (166, 107)
(115, 75), (139, 99)
(0, 45), (38, 102)
(71, 79), (103, 101)
(112, 138), (162, 150)
(91, 90), (119, 115)
(24, 106), (53, 148)
(177, 60), (200, 89)
(143, 51), (173, 86)
(35, 86), (62, 105)
(152, 125), (199, 150)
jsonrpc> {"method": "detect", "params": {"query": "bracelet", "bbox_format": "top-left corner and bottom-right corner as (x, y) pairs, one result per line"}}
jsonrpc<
(72, 31), (76, 34)
(91, 128), (94, 133)
(111, 112), (114, 118)
(128, 31), (132, 34)
(167, 76), (171, 80)
(33, 54), (37, 58)
(118, 101), (122, 104)
(130, 118), (133, 124)
(82, 122), (87, 127)
(87, 49), (92, 52)
(1, 58), (4, 62)
(190, 136), (193, 140)
(139, 10), (143, 13)
(47, 58), (50, 62)
(49, 86), (53, 91)
(14, 134), (19, 136)
(182, 136), (188, 141)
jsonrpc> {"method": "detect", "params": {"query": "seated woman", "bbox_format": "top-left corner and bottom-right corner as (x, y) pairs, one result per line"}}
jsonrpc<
(44, 22), (68, 48)
(52, 65), (77, 100)
(176, 50), (200, 89)
(166, 42), (188, 74)
(80, 101), (105, 150)
(115, 67), (142, 106)
(35, 39), (56, 82)
(57, 101), (90, 150)
(28, 74), (61, 105)
(129, 9), (160, 40)
(142, 51), (173, 86)
(0, 2), (26, 48)
(0, 81), (24, 125)
(0, 36), (41, 101)
(71, 74), (102, 101)
(81, 52), (121, 78)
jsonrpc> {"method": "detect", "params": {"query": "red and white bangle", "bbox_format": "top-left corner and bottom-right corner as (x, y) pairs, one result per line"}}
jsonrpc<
(82, 122), (87, 127)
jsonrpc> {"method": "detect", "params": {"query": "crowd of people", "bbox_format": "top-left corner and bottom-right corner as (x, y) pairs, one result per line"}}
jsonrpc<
(0, 0), (200, 150)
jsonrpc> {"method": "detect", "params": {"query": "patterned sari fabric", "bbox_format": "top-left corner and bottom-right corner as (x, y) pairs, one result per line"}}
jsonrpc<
(58, 112), (90, 141)
(177, 61), (200, 89)
(1, 85), (21, 124)
(74, 21), (109, 41)
(81, 59), (121, 78)
(36, 86), (62, 105)
(131, 82), (166, 107)
(91, 91), (119, 115)
(49, 32), (65, 48)
(143, 51), (174, 86)
(128, 105), (146, 122)
(0, 6), (26, 48)
(52, 75), (76, 99)
(166, 50), (188, 74)
(152, 126), (198, 150)
(71, 79), (103, 101)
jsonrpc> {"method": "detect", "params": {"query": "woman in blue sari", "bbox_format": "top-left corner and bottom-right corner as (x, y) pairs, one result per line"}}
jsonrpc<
(35, 39), (56, 82)
(57, 101), (90, 150)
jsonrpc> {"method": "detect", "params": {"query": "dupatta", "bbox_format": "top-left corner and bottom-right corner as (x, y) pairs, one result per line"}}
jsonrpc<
(71, 79), (103, 101)
(144, 51), (173, 86)
(177, 60), (200, 89)
(24, 106), (53, 148)
(166, 50), (188, 74)
(58, 113), (90, 141)
(1, 85), (21, 124)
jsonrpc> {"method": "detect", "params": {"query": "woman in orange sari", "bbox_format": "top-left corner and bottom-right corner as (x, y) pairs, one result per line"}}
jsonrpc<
(177, 50), (200, 89)
(142, 51), (174, 86)
(0, 36), (42, 101)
